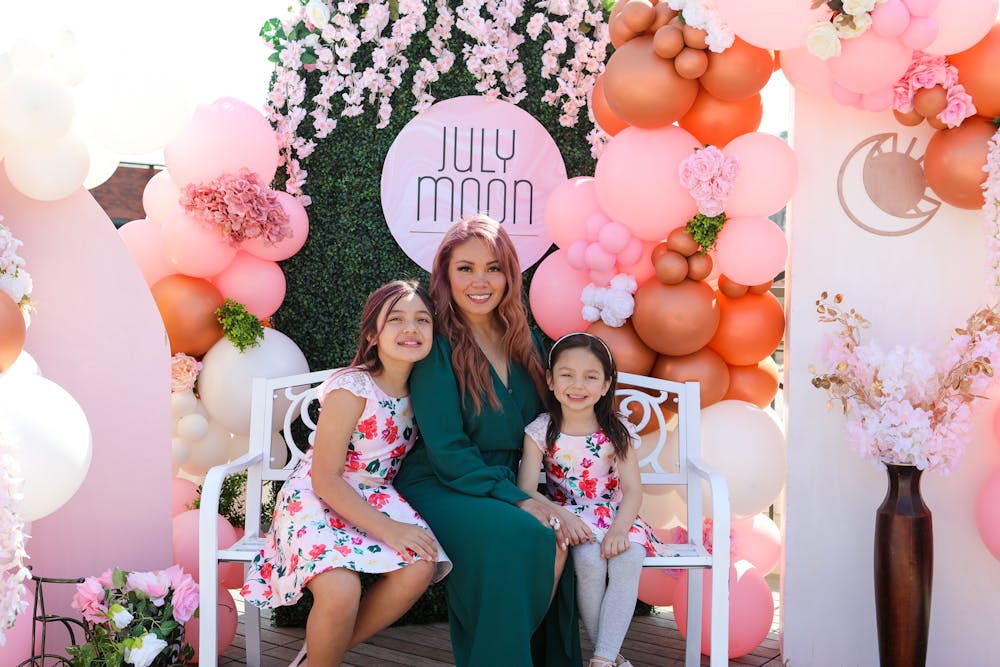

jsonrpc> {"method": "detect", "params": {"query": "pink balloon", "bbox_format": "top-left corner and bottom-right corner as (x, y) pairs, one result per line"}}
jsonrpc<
(827, 31), (914, 94)
(638, 568), (680, 606)
(594, 126), (700, 242)
(528, 250), (591, 339)
(723, 133), (798, 218)
(777, 48), (834, 98)
(976, 470), (1000, 562)
(118, 218), (175, 286)
(901, 16), (939, 50)
(622, 241), (657, 285)
(732, 514), (781, 574)
(924, 0), (997, 54)
(585, 243), (616, 272)
(862, 87), (895, 111)
(162, 210), (238, 278)
(543, 177), (603, 249)
(164, 97), (280, 188)
(872, 0), (912, 38)
(241, 191), (310, 262)
(715, 216), (787, 286)
(172, 509), (240, 584)
(617, 236), (644, 268)
(598, 221), (632, 254)
(714, 0), (829, 50)
(589, 269), (616, 286)
(567, 240), (588, 270)
(211, 252), (287, 319)
(831, 82), (864, 109)
(674, 562), (774, 659)
(171, 476), (200, 517)
(585, 213), (608, 242)
(141, 169), (182, 224)
(904, 0), (940, 16)
(184, 584), (239, 660)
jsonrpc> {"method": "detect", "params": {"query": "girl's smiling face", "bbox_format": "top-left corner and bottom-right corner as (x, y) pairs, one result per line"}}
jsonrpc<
(373, 292), (433, 366)
(547, 346), (612, 415)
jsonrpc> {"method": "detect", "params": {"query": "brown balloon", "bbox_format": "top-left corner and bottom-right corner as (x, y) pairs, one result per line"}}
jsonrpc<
(586, 319), (657, 376)
(748, 280), (773, 295)
(651, 346), (730, 408)
(0, 292), (26, 372)
(647, 2), (678, 33)
(924, 115), (994, 210)
(717, 274), (748, 298)
(925, 114), (948, 130)
(151, 274), (226, 356)
(621, 0), (656, 33)
(666, 227), (700, 256)
(653, 25), (685, 59)
(707, 291), (784, 366)
(591, 75), (630, 136)
(602, 36), (699, 128)
(950, 21), (1000, 118)
(678, 86), (763, 147)
(674, 47), (709, 80)
(654, 249), (689, 284)
(700, 37), (774, 102)
(893, 108), (923, 127)
(723, 356), (780, 408)
(912, 85), (948, 118)
(682, 23), (708, 49)
(686, 252), (713, 281)
(609, 14), (638, 48)
(631, 278), (720, 356)
(651, 241), (672, 264)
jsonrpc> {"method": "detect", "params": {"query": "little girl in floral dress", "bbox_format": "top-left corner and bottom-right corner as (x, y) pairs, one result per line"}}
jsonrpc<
(517, 332), (662, 667)
(242, 280), (450, 666)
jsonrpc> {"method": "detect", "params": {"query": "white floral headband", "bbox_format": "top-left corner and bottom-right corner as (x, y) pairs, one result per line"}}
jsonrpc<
(547, 332), (615, 371)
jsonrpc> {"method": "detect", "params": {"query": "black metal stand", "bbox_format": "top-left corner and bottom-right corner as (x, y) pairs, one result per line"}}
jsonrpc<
(15, 574), (87, 667)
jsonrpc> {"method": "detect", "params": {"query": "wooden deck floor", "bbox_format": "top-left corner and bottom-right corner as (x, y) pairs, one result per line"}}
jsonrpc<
(219, 583), (783, 667)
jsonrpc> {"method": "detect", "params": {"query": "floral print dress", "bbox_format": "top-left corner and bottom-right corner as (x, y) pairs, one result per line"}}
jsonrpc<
(242, 369), (451, 609)
(524, 413), (664, 556)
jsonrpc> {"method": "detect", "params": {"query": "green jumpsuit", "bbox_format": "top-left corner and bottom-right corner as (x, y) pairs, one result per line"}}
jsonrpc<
(394, 335), (582, 667)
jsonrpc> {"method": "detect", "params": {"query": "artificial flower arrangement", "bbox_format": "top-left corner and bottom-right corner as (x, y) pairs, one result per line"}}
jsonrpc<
(806, 0), (881, 60)
(68, 567), (199, 667)
(678, 145), (739, 251)
(0, 218), (34, 321)
(984, 125), (1000, 299)
(810, 292), (1000, 473)
(892, 50), (976, 129)
(180, 167), (291, 247)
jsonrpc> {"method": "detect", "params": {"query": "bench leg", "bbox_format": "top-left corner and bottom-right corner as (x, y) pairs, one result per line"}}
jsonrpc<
(245, 603), (262, 667)
(685, 570), (703, 667)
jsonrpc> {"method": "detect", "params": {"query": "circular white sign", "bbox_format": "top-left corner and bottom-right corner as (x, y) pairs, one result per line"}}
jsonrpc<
(381, 96), (566, 272)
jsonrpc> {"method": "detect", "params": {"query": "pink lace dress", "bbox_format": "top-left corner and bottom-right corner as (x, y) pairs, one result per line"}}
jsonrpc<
(524, 413), (664, 556)
(242, 369), (451, 609)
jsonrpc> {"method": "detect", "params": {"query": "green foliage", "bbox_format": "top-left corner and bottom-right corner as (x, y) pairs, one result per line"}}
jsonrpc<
(216, 299), (264, 352)
(685, 213), (728, 253)
(192, 471), (277, 530)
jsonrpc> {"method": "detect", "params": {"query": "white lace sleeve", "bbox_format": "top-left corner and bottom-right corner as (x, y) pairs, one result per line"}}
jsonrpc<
(523, 413), (551, 452)
(315, 368), (372, 405)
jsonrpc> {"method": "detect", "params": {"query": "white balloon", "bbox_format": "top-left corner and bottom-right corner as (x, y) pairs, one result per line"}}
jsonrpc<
(699, 400), (787, 518)
(0, 375), (92, 521)
(172, 436), (191, 467)
(0, 349), (40, 378)
(176, 412), (209, 443)
(4, 131), (89, 201)
(0, 52), (12, 84)
(197, 328), (310, 436)
(179, 420), (232, 478)
(8, 38), (47, 75)
(170, 389), (197, 419)
(227, 433), (250, 461)
(82, 139), (120, 189)
(0, 74), (74, 149)
(49, 28), (87, 86)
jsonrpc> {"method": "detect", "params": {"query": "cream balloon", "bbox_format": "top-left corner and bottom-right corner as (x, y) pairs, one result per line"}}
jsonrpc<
(172, 437), (192, 468)
(0, 374), (92, 521)
(82, 139), (121, 190)
(171, 389), (198, 419)
(4, 132), (89, 201)
(0, 74), (74, 149)
(176, 412), (210, 444)
(197, 328), (310, 436)
(0, 349), (41, 378)
(179, 420), (232, 478)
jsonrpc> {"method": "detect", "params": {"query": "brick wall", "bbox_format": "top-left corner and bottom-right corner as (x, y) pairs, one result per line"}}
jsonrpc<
(90, 163), (160, 227)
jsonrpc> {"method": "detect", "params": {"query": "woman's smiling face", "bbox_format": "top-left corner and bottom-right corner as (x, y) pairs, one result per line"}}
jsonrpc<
(447, 237), (507, 321)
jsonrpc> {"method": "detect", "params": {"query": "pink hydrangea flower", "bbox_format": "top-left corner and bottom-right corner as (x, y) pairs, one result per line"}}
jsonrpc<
(180, 168), (291, 247)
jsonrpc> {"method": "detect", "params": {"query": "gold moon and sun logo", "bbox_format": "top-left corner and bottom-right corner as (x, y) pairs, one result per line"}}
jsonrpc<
(837, 132), (942, 236)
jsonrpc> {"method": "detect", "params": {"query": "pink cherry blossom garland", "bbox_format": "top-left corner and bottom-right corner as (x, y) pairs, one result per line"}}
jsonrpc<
(0, 425), (30, 646)
(983, 126), (1000, 299)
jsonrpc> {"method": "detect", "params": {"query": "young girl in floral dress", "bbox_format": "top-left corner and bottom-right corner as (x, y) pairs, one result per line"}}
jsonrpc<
(517, 332), (662, 667)
(242, 280), (450, 666)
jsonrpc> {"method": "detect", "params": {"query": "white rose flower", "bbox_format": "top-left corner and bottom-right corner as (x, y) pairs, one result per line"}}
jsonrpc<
(125, 633), (168, 667)
(108, 603), (133, 630)
(0, 270), (31, 304)
(806, 22), (842, 60)
(834, 11), (872, 39)
(304, 0), (331, 27)
(842, 0), (876, 17)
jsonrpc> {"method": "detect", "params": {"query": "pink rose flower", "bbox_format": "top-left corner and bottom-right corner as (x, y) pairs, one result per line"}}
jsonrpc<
(72, 577), (109, 624)
(171, 579), (200, 624)
(125, 571), (171, 606)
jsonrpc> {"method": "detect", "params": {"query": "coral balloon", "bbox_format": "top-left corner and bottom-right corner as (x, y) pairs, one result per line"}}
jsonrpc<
(602, 36), (699, 128)
(651, 347), (731, 408)
(924, 116), (994, 210)
(0, 293), (26, 372)
(732, 514), (781, 574)
(211, 252), (286, 320)
(241, 192), (310, 262)
(638, 569), (679, 607)
(679, 88), (763, 148)
(723, 133), (799, 217)
(173, 510), (240, 585)
(653, 25), (685, 59)
(674, 47), (709, 80)
(171, 477), (200, 517)
(184, 584), (238, 660)
(586, 319), (657, 376)
(700, 38), (773, 102)
(161, 210), (238, 278)
(594, 125), (700, 241)
(118, 218), (174, 287)
(950, 22), (1000, 118)
(826, 31), (913, 94)
(529, 250), (592, 339)
(924, 0), (997, 55)
(976, 469), (1000, 562)
(724, 357), (780, 408)
(777, 47), (834, 98)
(590, 76), (630, 137)
(713, 0), (829, 50)
(714, 216), (787, 286)
(544, 177), (603, 249)
(631, 279), (720, 356)
(708, 292), (785, 366)
(675, 562), (774, 658)
(151, 274), (225, 356)
(718, 275), (748, 299)
(621, 0), (656, 33)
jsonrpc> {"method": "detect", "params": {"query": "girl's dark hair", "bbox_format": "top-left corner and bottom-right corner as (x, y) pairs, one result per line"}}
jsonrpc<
(340, 280), (434, 376)
(544, 332), (631, 459)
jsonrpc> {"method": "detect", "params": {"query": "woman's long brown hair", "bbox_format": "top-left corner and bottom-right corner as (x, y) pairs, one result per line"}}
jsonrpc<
(429, 215), (546, 412)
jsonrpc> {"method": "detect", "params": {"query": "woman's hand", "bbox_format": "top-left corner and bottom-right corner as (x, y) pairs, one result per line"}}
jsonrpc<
(381, 521), (439, 563)
(556, 508), (594, 547)
(601, 526), (632, 559)
(517, 497), (570, 550)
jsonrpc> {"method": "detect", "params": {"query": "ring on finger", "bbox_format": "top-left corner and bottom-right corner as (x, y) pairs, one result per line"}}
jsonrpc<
(548, 515), (561, 530)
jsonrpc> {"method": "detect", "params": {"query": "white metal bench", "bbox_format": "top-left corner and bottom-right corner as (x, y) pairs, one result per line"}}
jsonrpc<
(197, 369), (730, 667)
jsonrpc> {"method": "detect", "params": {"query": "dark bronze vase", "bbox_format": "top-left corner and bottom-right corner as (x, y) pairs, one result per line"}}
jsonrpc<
(874, 464), (933, 667)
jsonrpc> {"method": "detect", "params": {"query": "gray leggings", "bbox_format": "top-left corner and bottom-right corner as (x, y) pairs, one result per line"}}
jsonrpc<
(572, 541), (646, 660)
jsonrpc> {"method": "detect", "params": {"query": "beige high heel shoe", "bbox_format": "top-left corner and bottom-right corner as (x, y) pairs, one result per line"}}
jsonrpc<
(614, 655), (634, 667)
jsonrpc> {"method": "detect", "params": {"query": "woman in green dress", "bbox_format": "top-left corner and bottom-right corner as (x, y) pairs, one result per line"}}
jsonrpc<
(395, 215), (582, 666)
